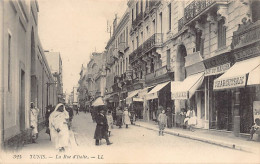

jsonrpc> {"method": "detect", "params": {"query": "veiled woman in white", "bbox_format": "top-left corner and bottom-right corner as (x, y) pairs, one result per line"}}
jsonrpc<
(49, 103), (70, 152)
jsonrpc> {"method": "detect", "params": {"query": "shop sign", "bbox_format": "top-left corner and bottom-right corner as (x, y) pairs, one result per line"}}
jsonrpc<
(234, 44), (260, 61)
(213, 75), (246, 90)
(205, 63), (230, 76)
(171, 91), (188, 100)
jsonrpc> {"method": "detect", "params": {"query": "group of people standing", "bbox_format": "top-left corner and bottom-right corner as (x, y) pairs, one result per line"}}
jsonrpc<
(93, 106), (132, 146)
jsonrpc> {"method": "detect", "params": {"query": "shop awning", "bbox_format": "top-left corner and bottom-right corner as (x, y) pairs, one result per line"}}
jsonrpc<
(92, 97), (105, 107)
(214, 56), (260, 90)
(133, 97), (144, 102)
(146, 81), (170, 100)
(171, 72), (204, 100)
(126, 89), (141, 104)
(248, 65), (260, 85)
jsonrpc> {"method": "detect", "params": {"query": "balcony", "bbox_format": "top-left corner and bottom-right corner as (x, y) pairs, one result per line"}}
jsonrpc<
(145, 72), (155, 81)
(129, 49), (138, 64)
(155, 65), (168, 77)
(144, 0), (161, 18)
(143, 33), (163, 53)
(112, 48), (119, 60)
(178, 17), (184, 31)
(132, 12), (144, 30)
(118, 42), (126, 53)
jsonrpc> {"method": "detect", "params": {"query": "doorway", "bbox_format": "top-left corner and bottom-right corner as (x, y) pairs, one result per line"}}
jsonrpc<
(20, 70), (25, 131)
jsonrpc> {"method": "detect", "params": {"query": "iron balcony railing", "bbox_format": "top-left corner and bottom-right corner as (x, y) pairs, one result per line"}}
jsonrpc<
(184, 0), (215, 23)
(132, 12), (144, 29)
(178, 17), (184, 31)
(143, 33), (163, 53)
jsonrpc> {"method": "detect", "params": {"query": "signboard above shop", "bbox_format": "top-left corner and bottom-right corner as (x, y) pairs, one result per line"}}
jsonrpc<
(205, 63), (230, 76)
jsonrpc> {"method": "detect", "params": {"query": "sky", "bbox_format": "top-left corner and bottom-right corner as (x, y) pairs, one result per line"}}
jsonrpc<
(38, 0), (127, 94)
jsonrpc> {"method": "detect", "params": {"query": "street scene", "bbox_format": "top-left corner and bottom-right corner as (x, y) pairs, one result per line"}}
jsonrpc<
(1, 0), (260, 163)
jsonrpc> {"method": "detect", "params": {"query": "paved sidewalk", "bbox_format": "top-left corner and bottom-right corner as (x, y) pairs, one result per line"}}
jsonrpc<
(134, 120), (260, 154)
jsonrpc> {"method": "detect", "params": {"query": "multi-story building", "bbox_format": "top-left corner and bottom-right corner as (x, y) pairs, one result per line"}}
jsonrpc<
(0, 0), (58, 148)
(105, 12), (131, 111)
(77, 64), (88, 110)
(45, 51), (64, 103)
(83, 52), (106, 106)
(104, 0), (260, 136)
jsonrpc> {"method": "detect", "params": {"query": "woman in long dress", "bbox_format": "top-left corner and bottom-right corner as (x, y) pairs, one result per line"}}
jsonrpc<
(49, 103), (70, 152)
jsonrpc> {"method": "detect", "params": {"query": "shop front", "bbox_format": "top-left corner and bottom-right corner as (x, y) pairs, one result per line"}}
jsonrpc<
(214, 56), (260, 135)
(171, 72), (205, 128)
(146, 81), (171, 121)
(203, 53), (234, 131)
(126, 89), (144, 119)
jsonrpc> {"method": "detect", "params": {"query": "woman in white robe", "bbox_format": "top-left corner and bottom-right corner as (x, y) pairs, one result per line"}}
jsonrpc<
(49, 103), (70, 152)
(123, 108), (131, 128)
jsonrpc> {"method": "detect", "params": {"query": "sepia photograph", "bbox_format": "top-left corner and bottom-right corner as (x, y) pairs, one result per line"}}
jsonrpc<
(0, 0), (260, 163)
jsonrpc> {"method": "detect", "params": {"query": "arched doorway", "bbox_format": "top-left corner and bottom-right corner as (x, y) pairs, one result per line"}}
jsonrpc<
(174, 44), (188, 117)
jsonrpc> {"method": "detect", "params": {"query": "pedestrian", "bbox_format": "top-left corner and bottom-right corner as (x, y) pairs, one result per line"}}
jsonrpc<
(185, 107), (197, 131)
(45, 105), (53, 140)
(65, 105), (74, 130)
(106, 110), (113, 137)
(76, 107), (79, 115)
(94, 109), (113, 146)
(166, 107), (172, 128)
(49, 103), (70, 152)
(158, 109), (167, 136)
(129, 107), (136, 125)
(179, 108), (187, 129)
(116, 107), (123, 128)
(123, 107), (131, 128)
(30, 102), (39, 143)
(156, 106), (163, 122)
(248, 118), (260, 141)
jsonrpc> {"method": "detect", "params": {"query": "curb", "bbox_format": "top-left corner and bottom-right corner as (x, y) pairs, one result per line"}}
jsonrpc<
(134, 123), (255, 153)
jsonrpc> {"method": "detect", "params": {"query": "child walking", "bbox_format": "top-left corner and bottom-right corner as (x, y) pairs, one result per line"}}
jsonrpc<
(158, 109), (167, 136)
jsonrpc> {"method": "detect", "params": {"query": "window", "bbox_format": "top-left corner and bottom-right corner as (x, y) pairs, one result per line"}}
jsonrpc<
(146, 26), (149, 38)
(168, 3), (172, 31)
(218, 19), (226, 48)
(195, 30), (202, 52)
(159, 12), (162, 33)
(145, 0), (148, 8)
(150, 59), (154, 73)
(252, 1), (260, 22)
(136, 2), (139, 16)
(167, 49), (171, 69)
(132, 40), (135, 51)
(152, 19), (155, 34)
(8, 34), (11, 92)
(126, 27), (128, 46)
(141, 0), (143, 13)
(126, 57), (128, 70)
(132, 9), (134, 22)
(136, 36), (139, 47)
(141, 32), (143, 44)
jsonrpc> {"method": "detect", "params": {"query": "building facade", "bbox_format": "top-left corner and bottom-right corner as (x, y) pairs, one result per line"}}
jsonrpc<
(45, 51), (64, 103)
(104, 12), (131, 111)
(102, 0), (260, 136)
(0, 0), (58, 148)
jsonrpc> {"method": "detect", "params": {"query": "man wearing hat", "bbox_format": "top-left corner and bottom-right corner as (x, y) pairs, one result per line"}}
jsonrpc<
(94, 109), (113, 146)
